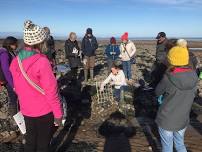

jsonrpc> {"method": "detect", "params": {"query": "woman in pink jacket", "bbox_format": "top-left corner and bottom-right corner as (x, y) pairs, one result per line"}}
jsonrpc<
(10, 20), (63, 152)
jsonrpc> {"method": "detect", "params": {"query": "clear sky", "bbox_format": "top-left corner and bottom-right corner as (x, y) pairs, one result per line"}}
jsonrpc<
(0, 0), (202, 38)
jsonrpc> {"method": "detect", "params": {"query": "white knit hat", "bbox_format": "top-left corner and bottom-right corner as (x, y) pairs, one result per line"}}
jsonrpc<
(23, 20), (47, 45)
(177, 39), (188, 48)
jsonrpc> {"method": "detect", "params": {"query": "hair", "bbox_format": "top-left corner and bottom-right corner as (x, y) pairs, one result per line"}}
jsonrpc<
(2, 36), (18, 51)
(69, 32), (77, 40)
(43, 27), (50, 35)
(111, 63), (121, 69)
(24, 40), (47, 53)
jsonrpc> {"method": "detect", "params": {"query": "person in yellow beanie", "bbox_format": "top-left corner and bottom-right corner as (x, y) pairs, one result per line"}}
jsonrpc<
(155, 45), (198, 152)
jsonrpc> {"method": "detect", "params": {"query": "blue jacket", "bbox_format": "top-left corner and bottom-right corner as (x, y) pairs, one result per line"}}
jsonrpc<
(105, 44), (120, 60)
(81, 35), (98, 56)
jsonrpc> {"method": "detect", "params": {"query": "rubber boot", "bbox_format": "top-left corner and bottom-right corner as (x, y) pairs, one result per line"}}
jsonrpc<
(90, 69), (94, 81)
(84, 69), (88, 82)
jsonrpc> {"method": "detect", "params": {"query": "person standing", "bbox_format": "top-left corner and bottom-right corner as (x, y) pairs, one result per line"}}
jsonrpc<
(155, 46), (198, 152)
(119, 32), (136, 81)
(105, 37), (120, 73)
(10, 20), (63, 152)
(43, 27), (56, 65)
(0, 36), (18, 116)
(81, 28), (98, 82)
(150, 32), (168, 88)
(65, 32), (81, 80)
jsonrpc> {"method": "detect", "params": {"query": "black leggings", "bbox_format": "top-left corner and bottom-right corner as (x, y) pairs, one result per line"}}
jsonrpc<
(24, 113), (54, 152)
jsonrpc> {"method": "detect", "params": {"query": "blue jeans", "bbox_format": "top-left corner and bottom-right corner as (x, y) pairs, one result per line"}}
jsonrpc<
(158, 127), (187, 152)
(113, 86), (125, 102)
(122, 61), (132, 80)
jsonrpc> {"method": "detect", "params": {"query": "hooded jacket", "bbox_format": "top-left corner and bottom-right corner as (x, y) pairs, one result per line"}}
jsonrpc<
(0, 48), (15, 88)
(10, 49), (62, 118)
(81, 35), (98, 57)
(155, 68), (198, 131)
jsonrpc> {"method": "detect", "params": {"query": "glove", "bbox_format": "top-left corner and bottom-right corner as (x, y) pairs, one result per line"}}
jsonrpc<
(54, 118), (62, 127)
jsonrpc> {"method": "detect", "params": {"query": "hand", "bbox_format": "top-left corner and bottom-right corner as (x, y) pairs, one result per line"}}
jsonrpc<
(100, 85), (104, 92)
(83, 59), (87, 65)
(110, 82), (115, 86)
(54, 118), (62, 127)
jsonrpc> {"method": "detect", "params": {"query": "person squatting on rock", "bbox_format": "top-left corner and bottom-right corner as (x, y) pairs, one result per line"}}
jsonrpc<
(0, 36), (18, 117)
(99, 111), (136, 152)
(10, 20), (63, 152)
(81, 28), (98, 82)
(119, 32), (136, 81)
(65, 32), (82, 80)
(43, 27), (56, 65)
(155, 45), (198, 152)
(150, 32), (168, 88)
(105, 37), (120, 73)
(100, 63), (127, 102)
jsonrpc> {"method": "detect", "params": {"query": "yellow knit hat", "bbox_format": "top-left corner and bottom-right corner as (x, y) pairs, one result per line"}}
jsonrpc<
(167, 46), (189, 66)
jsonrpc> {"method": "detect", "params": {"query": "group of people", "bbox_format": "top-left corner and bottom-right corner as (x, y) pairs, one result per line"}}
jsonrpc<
(0, 19), (201, 152)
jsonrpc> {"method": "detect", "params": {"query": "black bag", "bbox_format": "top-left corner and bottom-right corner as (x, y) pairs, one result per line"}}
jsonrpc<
(130, 57), (136, 64)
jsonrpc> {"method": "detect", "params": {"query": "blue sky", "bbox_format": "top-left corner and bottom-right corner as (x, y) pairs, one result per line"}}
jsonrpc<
(0, 0), (202, 38)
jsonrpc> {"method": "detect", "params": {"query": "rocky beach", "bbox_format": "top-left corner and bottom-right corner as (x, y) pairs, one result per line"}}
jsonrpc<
(1, 39), (202, 152)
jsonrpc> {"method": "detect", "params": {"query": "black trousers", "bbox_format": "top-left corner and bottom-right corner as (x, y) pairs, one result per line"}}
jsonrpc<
(5, 84), (17, 105)
(5, 84), (17, 116)
(24, 113), (54, 152)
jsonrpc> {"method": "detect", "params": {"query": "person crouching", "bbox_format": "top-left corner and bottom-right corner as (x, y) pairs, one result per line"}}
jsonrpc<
(100, 63), (127, 102)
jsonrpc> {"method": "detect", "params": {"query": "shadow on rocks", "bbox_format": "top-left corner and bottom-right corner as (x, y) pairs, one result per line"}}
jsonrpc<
(98, 111), (136, 152)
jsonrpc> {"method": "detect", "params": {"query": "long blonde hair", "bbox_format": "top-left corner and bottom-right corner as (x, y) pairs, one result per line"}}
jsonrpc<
(69, 32), (77, 41)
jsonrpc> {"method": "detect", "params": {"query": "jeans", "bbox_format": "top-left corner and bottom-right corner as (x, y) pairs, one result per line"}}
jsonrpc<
(24, 113), (54, 152)
(122, 61), (132, 80)
(158, 127), (187, 152)
(113, 86), (125, 102)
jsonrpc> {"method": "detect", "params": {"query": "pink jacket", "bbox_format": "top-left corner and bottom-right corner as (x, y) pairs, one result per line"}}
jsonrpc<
(10, 53), (63, 118)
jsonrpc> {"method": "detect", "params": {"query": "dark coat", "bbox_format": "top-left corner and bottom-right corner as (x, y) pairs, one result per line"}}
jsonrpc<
(46, 35), (55, 61)
(81, 35), (98, 57)
(156, 39), (168, 64)
(105, 44), (120, 60)
(155, 68), (198, 131)
(65, 39), (81, 68)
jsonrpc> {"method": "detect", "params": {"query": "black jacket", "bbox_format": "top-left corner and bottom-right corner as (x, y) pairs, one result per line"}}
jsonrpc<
(156, 39), (168, 64)
(155, 68), (198, 131)
(81, 35), (98, 56)
(65, 39), (81, 68)
(46, 35), (55, 60)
